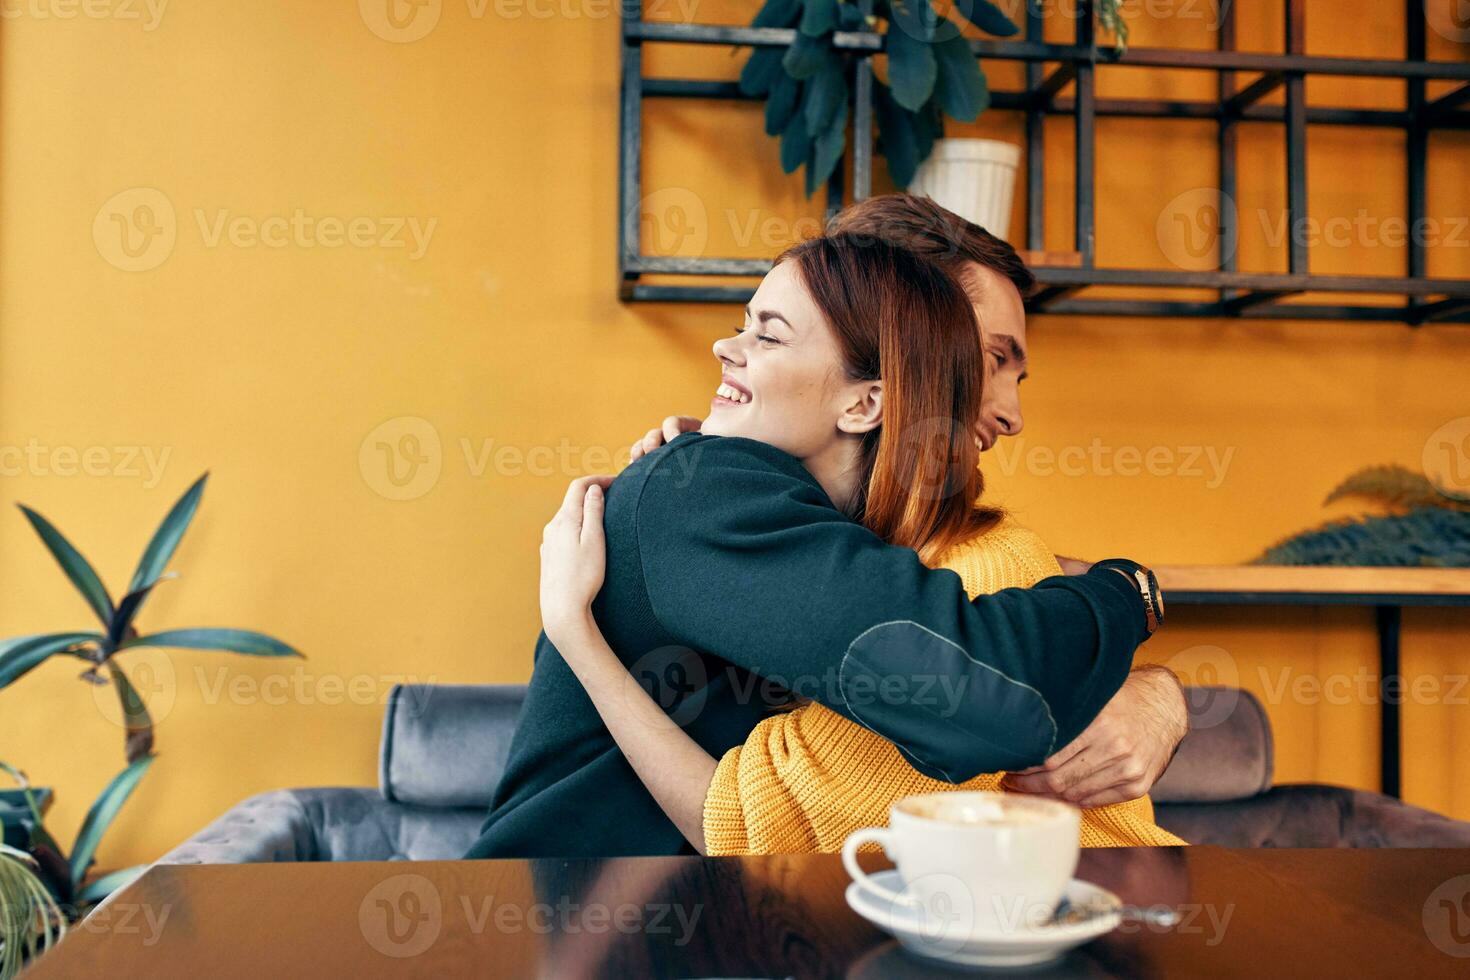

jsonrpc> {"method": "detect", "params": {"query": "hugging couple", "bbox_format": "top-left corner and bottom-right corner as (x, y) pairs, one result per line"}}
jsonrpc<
(466, 194), (1186, 860)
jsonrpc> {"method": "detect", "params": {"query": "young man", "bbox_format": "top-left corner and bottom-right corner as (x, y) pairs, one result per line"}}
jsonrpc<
(627, 194), (1188, 810)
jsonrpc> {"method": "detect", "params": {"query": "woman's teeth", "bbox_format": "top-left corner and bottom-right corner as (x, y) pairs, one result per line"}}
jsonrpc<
(716, 383), (751, 404)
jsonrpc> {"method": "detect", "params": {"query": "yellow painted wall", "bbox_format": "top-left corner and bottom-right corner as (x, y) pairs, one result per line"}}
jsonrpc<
(0, 1), (1466, 870)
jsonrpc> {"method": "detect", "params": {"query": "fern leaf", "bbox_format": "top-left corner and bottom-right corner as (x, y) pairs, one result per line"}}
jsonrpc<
(1324, 464), (1470, 511)
(1255, 507), (1470, 567)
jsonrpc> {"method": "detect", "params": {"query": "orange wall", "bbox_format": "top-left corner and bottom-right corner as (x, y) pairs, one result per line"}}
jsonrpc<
(0, 1), (1466, 870)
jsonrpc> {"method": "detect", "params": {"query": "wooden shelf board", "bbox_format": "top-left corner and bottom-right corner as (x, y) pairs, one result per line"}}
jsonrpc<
(1157, 565), (1470, 600)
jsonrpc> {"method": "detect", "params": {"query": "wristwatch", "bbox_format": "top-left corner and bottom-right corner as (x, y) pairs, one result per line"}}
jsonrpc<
(1091, 559), (1165, 635)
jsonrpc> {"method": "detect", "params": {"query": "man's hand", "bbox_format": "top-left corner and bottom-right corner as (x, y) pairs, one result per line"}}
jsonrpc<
(1055, 555), (1094, 576)
(629, 416), (702, 462)
(1001, 665), (1188, 807)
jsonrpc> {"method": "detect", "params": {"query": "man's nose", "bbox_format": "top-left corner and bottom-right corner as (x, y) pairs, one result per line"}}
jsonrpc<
(993, 402), (1024, 437)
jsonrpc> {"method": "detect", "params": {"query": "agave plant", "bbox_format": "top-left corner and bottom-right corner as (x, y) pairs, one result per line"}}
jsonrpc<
(1, 473), (301, 763)
(0, 760), (148, 912)
(739, 0), (1127, 194)
(0, 473), (301, 912)
(0, 842), (65, 979)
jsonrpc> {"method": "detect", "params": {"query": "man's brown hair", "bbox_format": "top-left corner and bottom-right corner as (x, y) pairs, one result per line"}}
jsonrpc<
(827, 194), (1036, 299)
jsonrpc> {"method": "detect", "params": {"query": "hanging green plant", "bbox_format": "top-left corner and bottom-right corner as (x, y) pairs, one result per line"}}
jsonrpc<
(738, 0), (1127, 195)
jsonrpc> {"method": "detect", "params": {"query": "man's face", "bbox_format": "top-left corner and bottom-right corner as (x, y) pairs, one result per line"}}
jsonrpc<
(961, 261), (1028, 452)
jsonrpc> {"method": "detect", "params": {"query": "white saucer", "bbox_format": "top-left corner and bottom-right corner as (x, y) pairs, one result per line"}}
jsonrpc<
(845, 871), (1121, 969)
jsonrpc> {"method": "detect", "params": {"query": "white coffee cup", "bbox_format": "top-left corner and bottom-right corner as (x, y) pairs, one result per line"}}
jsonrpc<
(842, 791), (1081, 936)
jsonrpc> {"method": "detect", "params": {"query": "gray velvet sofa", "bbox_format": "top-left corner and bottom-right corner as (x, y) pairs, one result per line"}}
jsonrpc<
(157, 684), (1470, 864)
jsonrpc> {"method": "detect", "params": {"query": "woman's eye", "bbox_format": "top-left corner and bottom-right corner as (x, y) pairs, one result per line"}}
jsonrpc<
(758, 334), (779, 345)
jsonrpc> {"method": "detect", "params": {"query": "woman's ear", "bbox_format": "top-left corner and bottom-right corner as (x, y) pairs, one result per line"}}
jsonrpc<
(837, 380), (883, 435)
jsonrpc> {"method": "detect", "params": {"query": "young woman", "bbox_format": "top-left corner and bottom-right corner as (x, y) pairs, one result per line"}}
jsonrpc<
(539, 233), (1184, 855)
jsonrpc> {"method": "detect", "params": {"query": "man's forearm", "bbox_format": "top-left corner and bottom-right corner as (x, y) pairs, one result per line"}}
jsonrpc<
(636, 436), (1153, 782)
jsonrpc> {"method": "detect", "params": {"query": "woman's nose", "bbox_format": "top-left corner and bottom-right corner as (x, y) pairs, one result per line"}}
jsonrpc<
(712, 334), (744, 366)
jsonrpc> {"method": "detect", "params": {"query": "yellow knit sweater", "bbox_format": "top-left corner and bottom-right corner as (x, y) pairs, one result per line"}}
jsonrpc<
(702, 517), (1187, 854)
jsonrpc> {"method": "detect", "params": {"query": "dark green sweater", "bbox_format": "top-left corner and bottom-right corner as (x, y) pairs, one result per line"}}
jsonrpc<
(466, 434), (1149, 858)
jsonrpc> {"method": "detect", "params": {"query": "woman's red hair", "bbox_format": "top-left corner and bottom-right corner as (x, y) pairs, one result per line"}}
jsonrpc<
(779, 234), (1000, 561)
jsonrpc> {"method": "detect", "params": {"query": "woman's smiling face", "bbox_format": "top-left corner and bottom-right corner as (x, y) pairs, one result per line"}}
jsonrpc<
(701, 260), (869, 463)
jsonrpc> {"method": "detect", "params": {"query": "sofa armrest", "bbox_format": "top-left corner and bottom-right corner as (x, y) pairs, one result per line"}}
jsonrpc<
(1151, 685), (1274, 804)
(157, 789), (323, 864)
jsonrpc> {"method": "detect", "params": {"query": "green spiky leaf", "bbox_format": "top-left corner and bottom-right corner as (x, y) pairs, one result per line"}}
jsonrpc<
(16, 506), (112, 629)
(109, 663), (154, 763)
(69, 756), (155, 891)
(127, 473), (206, 595)
(75, 864), (147, 906)
(0, 633), (103, 689)
(122, 628), (301, 657)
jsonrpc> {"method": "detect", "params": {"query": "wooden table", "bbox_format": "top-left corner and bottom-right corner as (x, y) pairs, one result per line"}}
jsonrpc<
(1158, 565), (1470, 799)
(27, 848), (1470, 978)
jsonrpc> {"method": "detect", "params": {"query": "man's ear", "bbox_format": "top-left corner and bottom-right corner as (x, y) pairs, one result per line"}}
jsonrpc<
(837, 380), (883, 435)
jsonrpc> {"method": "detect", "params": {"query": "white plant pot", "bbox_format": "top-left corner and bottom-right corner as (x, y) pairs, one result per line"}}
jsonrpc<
(907, 139), (1022, 240)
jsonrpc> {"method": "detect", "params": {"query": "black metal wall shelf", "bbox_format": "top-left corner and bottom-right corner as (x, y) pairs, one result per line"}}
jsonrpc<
(619, 1), (1470, 324)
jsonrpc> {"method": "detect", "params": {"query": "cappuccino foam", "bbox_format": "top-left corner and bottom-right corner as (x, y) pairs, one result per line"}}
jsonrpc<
(897, 792), (1066, 826)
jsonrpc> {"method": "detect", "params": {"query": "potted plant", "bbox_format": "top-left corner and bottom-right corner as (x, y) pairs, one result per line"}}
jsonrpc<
(738, 0), (1126, 228)
(0, 842), (65, 979)
(0, 473), (301, 926)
